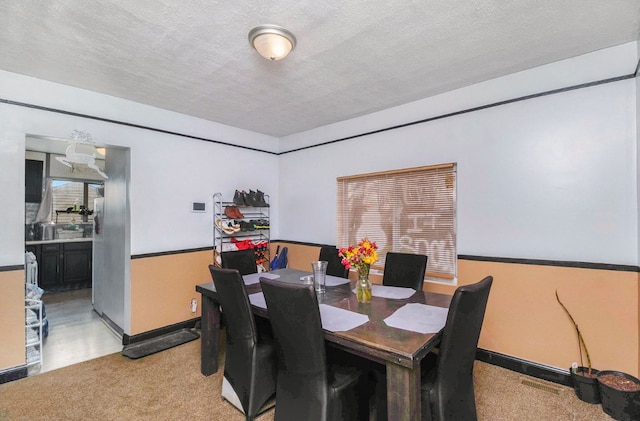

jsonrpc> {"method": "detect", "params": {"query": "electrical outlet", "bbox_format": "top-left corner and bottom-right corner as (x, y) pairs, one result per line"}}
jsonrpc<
(190, 298), (197, 313)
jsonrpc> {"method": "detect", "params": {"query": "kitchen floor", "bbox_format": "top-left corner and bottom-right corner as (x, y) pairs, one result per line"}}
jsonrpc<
(35, 288), (122, 375)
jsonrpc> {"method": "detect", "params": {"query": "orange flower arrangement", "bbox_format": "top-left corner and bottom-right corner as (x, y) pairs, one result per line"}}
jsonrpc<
(340, 238), (378, 303)
(339, 237), (378, 272)
(339, 238), (378, 277)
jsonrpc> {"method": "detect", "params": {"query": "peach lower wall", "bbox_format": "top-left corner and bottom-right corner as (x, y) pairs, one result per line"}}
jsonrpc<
(0, 270), (27, 370)
(129, 250), (213, 335)
(457, 260), (638, 377)
(125, 243), (638, 378)
(273, 241), (640, 377)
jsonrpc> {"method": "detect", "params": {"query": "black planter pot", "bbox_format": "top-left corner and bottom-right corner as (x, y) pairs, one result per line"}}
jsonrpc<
(571, 366), (600, 404)
(597, 370), (640, 421)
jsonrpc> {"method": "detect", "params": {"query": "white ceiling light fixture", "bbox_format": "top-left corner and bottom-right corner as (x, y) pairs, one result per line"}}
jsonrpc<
(248, 24), (296, 61)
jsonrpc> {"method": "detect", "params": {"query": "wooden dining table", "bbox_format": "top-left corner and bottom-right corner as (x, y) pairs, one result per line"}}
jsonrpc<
(196, 268), (452, 421)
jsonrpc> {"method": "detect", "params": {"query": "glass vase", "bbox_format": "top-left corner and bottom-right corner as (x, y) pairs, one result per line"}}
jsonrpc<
(356, 265), (372, 303)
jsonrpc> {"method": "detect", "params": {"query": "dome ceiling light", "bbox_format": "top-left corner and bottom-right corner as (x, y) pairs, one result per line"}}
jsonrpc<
(248, 24), (296, 61)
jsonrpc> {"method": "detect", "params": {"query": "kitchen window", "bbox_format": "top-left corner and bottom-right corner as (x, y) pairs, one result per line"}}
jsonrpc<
(336, 163), (457, 283)
(51, 180), (102, 224)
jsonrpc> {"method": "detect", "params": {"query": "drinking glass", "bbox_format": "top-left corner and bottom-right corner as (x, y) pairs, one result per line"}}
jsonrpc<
(311, 261), (328, 293)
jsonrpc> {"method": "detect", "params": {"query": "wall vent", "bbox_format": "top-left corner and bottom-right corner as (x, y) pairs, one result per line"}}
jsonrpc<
(520, 378), (562, 395)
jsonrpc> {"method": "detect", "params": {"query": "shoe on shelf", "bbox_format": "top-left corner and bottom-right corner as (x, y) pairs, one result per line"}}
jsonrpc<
(239, 220), (251, 232)
(245, 190), (257, 207)
(241, 190), (250, 207)
(253, 219), (269, 229)
(233, 190), (246, 206)
(225, 206), (244, 219)
(215, 219), (238, 235)
(255, 190), (270, 207)
(229, 220), (241, 233)
(232, 238), (252, 250)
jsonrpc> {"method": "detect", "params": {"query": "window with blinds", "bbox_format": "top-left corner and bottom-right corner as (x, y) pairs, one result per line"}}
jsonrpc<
(51, 180), (102, 224)
(336, 163), (457, 282)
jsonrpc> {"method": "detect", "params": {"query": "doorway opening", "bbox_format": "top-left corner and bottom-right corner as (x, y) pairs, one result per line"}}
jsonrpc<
(24, 135), (130, 375)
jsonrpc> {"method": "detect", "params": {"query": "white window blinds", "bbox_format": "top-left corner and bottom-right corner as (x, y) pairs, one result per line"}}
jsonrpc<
(336, 163), (456, 281)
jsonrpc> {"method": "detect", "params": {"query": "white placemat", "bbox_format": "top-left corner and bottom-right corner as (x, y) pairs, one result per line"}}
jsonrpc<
(324, 275), (351, 286)
(383, 303), (448, 334)
(247, 295), (369, 332)
(372, 285), (416, 299)
(319, 304), (369, 332)
(248, 292), (267, 309)
(350, 285), (416, 299)
(243, 272), (280, 285)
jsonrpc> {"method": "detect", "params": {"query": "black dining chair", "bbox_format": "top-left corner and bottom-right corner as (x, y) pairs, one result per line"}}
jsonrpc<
(208, 266), (276, 421)
(420, 275), (493, 421)
(319, 245), (349, 278)
(221, 249), (257, 275)
(382, 251), (428, 290)
(259, 277), (368, 421)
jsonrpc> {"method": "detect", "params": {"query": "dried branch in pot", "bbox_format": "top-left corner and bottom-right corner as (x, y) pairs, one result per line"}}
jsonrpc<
(556, 290), (592, 375)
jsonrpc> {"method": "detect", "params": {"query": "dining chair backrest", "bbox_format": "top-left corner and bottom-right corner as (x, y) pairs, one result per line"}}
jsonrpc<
(208, 265), (276, 420)
(382, 252), (428, 290)
(423, 275), (493, 421)
(259, 278), (331, 419)
(319, 246), (349, 278)
(221, 249), (257, 275)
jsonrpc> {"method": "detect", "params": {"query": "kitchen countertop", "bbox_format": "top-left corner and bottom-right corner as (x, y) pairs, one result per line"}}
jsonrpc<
(26, 238), (93, 245)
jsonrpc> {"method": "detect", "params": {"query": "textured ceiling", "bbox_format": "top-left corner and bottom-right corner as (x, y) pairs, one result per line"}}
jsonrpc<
(1, 1), (639, 138)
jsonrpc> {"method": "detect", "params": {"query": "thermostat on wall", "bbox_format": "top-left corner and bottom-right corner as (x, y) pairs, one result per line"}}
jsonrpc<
(191, 202), (206, 213)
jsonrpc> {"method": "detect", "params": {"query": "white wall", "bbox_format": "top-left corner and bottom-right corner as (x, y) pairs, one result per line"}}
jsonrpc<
(279, 43), (637, 153)
(0, 73), (280, 267)
(278, 43), (639, 266)
(2, 43), (636, 268)
(0, 130), (26, 266)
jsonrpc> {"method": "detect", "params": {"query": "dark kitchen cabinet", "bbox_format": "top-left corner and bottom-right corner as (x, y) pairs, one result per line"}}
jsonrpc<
(26, 241), (93, 291)
(39, 243), (62, 290)
(62, 242), (92, 287)
(25, 159), (43, 203)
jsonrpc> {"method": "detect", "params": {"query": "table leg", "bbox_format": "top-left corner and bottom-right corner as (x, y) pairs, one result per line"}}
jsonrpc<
(386, 362), (421, 421)
(200, 293), (220, 376)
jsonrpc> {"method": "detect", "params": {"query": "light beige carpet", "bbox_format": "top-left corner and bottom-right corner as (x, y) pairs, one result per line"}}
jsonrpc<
(474, 362), (613, 421)
(0, 337), (612, 420)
